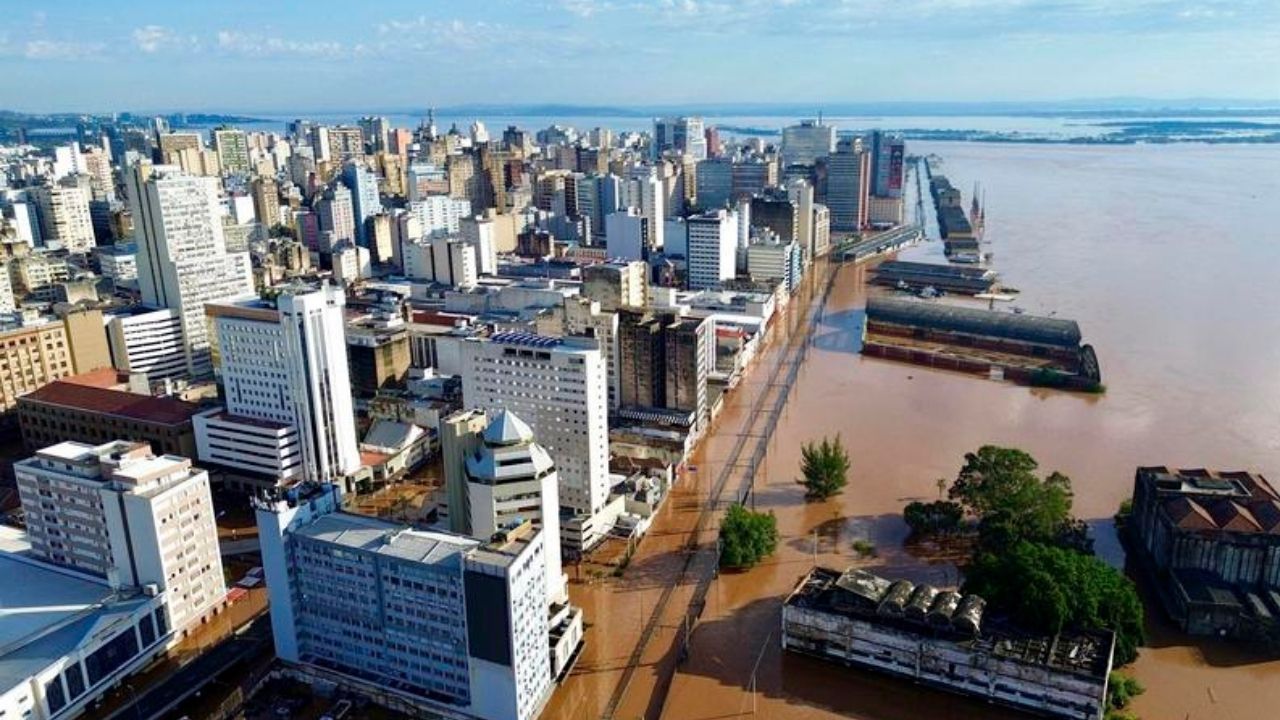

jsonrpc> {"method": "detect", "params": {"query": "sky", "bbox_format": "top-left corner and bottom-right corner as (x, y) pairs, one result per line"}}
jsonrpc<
(1, 0), (1277, 113)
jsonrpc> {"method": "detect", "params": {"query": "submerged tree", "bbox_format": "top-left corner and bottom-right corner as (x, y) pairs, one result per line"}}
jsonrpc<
(799, 435), (851, 500)
(948, 445), (1087, 552)
(719, 503), (779, 569)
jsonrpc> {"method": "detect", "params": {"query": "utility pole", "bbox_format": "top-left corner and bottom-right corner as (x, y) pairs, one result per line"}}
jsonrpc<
(748, 631), (773, 716)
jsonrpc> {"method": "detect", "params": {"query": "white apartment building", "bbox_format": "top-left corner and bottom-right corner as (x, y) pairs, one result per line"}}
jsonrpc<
(126, 163), (255, 377)
(621, 170), (664, 251)
(33, 182), (95, 254)
(461, 332), (610, 521)
(105, 306), (187, 382)
(96, 243), (139, 285)
(786, 178), (815, 261)
(14, 440), (226, 637)
(403, 237), (478, 288)
(686, 209), (738, 290)
(198, 285), (360, 490)
(561, 296), (621, 410)
(604, 209), (648, 262)
(255, 485), (559, 720)
(460, 215), (499, 275)
(410, 195), (472, 237)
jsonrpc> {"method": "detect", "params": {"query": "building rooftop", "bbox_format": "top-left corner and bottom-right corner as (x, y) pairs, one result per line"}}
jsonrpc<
(866, 296), (1084, 348)
(0, 549), (157, 692)
(483, 410), (534, 446)
(296, 512), (477, 567)
(20, 380), (201, 425)
(786, 567), (1114, 681)
(1139, 466), (1280, 535)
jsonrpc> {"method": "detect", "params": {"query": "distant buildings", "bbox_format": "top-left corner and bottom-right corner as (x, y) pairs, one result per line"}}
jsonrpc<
(32, 181), (95, 253)
(826, 137), (871, 232)
(781, 119), (836, 167)
(212, 127), (250, 175)
(652, 116), (707, 161)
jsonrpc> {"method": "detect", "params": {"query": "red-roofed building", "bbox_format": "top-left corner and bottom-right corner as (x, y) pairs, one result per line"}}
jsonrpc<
(17, 374), (202, 458)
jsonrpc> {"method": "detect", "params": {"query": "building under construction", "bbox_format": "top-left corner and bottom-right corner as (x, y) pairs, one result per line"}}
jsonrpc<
(861, 297), (1102, 390)
(782, 567), (1115, 720)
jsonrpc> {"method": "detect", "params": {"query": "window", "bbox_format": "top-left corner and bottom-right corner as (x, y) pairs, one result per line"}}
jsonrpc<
(63, 664), (86, 700)
(44, 679), (67, 714)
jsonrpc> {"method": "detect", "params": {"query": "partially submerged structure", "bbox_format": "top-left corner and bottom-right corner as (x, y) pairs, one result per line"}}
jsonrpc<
(782, 567), (1115, 720)
(861, 297), (1101, 390)
(871, 260), (997, 295)
(1128, 466), (1280, 643)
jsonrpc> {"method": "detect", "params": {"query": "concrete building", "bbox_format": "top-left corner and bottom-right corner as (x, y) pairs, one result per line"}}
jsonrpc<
(126, 163), (255, 377)
(316, 185), (357, 250)
(617, 311), (709, 421)
(869, 131), (907, 198)
(346, 312), (411, 396)
(812, 203), (831, 257)
(0, 318), (80, 413)
(96, 243), (138, 286)
(212, 128), (250, 175)
(33, 182), (95, 254)
(652, 116), (707, 161)
(581, 261), (648, 313)
(17, 370), (200, 457)
(251, 176), (281, 230)
(782, 567), (1114, 720)
(342, 161), (383, 246)
(621, 171), (665, 252)
(403, 237), (478, 288)
(686, 209), (738, 290)
(197, 285), (360, 490)
(604, 209), (649, 262)
(105, 306), (187, 383)
(255, 484), (570, 720)
(781, 119), (836, 166)
(441, 409), (492, 535)
(747, 236), (803, 295)
(827, 137), (872, 232)
(0, 541), (173, 720)
(15, 440), (225, 635)
(1129, 466), (1280, 640)
(462, 333), (611, 538)
(694, 158), (733, 209)
(410, 195), (472, 238)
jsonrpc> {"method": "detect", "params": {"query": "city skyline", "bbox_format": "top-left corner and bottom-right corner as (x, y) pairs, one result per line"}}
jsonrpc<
(2, 0), (1278, 113)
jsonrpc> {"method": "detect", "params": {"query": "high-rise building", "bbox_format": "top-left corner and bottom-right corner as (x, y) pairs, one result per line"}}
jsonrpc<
(126, 163), (255, 377)
(465, 410), (567, 604)
(686, 209), (738, 290)
(827, 137), (871, 232)
(652, 116), (707, 160)
(747, 235), (804, 294)
(105, 306), (187, 382)
(212, 127), (250, 175)
(604, 208), (649, 261)
(251, 176), (280, 230)
(255, 484), (571, 720)
(617, 311), (709, 420)
(15, 439), (226, 636)
(581, 261), (649, 313)
(621, 169), (664, 251)
(33, 181), (95, 253)
(695, 157), (733, 209)
(157, 131), (202, 163)
(326, 125), (364, 163)
(316, 184), (356, 250)
(196, 285), (360, 490)
(813, 203), (831, 257)
(462, 332), (610, 521)
(870, 130), (906, 198)
(441, 408), (491, 534)
(787, 178), (816, 261)
(359, 115), (390, 153)
(781, 119), (836, 166)
(342, 161), (383, 246)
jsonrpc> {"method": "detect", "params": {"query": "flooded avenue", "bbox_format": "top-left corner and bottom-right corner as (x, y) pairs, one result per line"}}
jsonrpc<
(551, 141), (1280, 720)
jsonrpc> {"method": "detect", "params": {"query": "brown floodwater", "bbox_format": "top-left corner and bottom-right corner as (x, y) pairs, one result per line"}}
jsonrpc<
(544, 142), (1280, 720)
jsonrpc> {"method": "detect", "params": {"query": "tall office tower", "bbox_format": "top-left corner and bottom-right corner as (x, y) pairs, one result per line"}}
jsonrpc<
(316, 184), (356, 249)
(750, 190), (800, 244)
(781, 119), (836, 167)
(341, 160), (382, 246)
(126, 163), (255, 377)
(197, 285), (360, 489)
(15, 440), (226, 636)
(622, 169), (664, 251)
(786, 178), (816, 260)
(617, 311), (709, 420)
(731, 157), (777, 199)
(359, 115), (390, 153)
(559, 295), (621, 410)
(407, 162), (447, 201)
(465, 410), (567, 604)
(460, 215), (498, 275)
(813, 203), (831, 257)
(251, 176), (280, 229)
(703, 126), (721, 158)
(604, 208), (649, 262)
(255, 484), (563, 720)
(157, 131), (202, 163)
(327, 125), (364, 163)
(827, 137), (872, 232)
(652, 116), (707, 160)
(686, 209), (738, 290)
(32, 181), (95, 253)
(81, 146), (116, 201)
(212, 127), (250, 175)
(462, 333), (610, 521)
(695, 157), (733, 209)
(870, 131), (907, 199)
(310, 125), (331, 162)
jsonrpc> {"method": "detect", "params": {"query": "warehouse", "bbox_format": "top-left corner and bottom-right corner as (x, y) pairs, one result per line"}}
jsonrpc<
(871, 260), (997, 295)
(782, 567), (1115, 720)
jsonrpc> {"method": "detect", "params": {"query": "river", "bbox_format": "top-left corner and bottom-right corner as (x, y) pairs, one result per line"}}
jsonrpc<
(652, 141), (1280, 720)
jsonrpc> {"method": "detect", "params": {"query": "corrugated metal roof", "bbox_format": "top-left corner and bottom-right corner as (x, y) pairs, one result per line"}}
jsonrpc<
(866, 297), (1083, 348)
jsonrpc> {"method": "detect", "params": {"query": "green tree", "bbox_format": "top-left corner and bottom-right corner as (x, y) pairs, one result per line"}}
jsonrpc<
(903, 500), (964, 537)
(963, 541), (1146, 665)
(718, 503), (779, 569)
(799, 435), (851, 500)
(948, 445), (1083, 551)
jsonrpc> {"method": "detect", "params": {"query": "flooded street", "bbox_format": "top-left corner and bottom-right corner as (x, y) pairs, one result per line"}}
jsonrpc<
(552, 141), (1280, 720)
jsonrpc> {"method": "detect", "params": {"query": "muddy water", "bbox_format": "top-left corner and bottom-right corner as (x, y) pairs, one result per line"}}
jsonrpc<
(658, 142), (1280, 720)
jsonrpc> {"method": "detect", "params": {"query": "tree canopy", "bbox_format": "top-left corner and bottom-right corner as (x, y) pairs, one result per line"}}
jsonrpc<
(903, 500), (964, 537)
(963, 541), (1145, 665)
(799, 435), (851, 500)
(948, 445), (1087, 552)
(719, 504), (779, 569)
